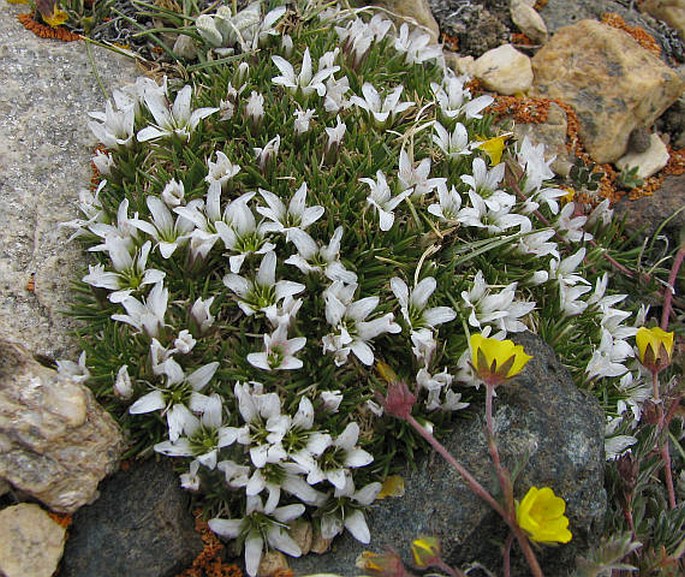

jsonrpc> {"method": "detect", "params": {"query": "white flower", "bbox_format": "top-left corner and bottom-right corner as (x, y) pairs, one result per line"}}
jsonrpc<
(517, 136), (556, 193)
(137, 83), (219, 142)
(173, 329), (197, 355)
(516, 229), (559, 259)
(88, 99), (135, 149)
(350, 83), (414, 125)
(161, 179), (186, 208)
(555, 202), (592, 243)
(461, 271), (535, 335)
(285, 226), (358, 284)
(319, 390), (343, 413)
(585, 328), (633, 380)
(411, 327), (437, 365)
(614, 372), (650, 422)
(215, 192), (276, 273)
(322, 281), (401, 366)
(390, 276), (456, 331)
(82, 239), (165, 302)
(92, 150), (115, 175)
(244, 90), (264, 124)
(190, 296), (215, 335)
(271, 47), (339, 97)
(428, 183), (463, 222)
(325, 116), (347, 152)
(461, 158), (511, 212)
(295, 421), (372, 490)
(398, 149), (445, 199)
(433, 121), (472, 158)
(205, 151), (241, 194)
(111, 280), (169, 337)
(324, 75), (351, 113)
(431, 75), (494, 120)
(223, 251), (305, 316)
(180, 460), (201, 491)
(393, 23), (443, 64)
(56, 351), (90, 384)
(129, 360), (219, 442)
(129, 196), (195, 258)
(209, 495), (304, 577)
(257, 182), (324, 238)
(254, 134), (281, 172)
(319, 476), (381, 543)
(247, 324), (307, 371)
(360, 170), (412, 231)
(114, 365), (134, 399)
(293, 108), (317, 134)
(457, 190), (531, 234)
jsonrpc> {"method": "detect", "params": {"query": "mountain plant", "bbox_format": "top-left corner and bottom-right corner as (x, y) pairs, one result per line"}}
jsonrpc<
(60, 1), (683, 575)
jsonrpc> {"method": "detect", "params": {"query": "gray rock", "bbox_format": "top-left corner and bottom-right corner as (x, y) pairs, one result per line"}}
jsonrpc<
(0, 340), (124, 513)
(60, 458), (204, 577)
(0, 503), (67, 577)
(614, 174), (685, 246)
(290, 332), (606, 576)
(0, 4), (137, 361)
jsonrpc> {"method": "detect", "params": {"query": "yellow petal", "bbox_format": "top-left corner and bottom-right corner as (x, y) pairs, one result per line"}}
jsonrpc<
(43, 5), (69, 27)
(476, 133), (512, 166)
(377, 475), (405, 499)
(411, 535), (441, 567)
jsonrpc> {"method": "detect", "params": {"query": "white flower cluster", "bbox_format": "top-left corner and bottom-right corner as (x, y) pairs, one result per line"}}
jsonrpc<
(68, 3), (650, 573)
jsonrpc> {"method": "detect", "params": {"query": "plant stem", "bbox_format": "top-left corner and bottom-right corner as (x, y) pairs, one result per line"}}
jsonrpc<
(652, 371), (676, 509)
(503, 532), (514, 577)
(485, 384), (514, 515)
(405, 414), (545, 577)
(660, 245), (685, 330)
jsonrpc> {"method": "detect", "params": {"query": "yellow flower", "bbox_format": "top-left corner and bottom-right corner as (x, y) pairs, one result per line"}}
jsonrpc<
(516, 486), (572, 544)
(636, 326), (674, 374)
(475, 133), (513, 166)
(470, 333), (532, 386)
(39, 1), (69, 27)
(410, 535), (441, 568)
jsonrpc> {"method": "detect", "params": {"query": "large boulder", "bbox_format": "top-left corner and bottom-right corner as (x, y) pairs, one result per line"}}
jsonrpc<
(60, 458), (204, 577)
(642, 0), (685, 40)
(530, 19), (685, 163)
(0, 340), (123, 512)
(290, 332), (606, 576)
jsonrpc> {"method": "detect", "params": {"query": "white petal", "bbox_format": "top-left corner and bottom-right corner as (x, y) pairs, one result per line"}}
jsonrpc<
(208, 518), (243, 539)
(129, 390), (165, 414)
(344, 509), (370, 543)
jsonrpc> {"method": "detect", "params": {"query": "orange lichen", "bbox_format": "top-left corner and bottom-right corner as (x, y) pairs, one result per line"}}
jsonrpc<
(17, 12), (81, 41)
(441, 32), (459, 52)
(48, 511), (73, 528)
(175, 510), (243, 577)
(511, 32), (534, 46)
(601, 13), (661, 57)
(534, 0), (549, 10)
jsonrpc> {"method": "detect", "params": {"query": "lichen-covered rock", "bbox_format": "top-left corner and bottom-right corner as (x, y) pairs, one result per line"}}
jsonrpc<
(0, 340), (123, 512)
(530, 19), (685, 163)
(642, 0), (685, 40)
(290, 332), (606, 576)
(0, 4), (137, 361)
(60, 459), (204, 577)
(0, 503), (67, 577)
(472, 44), (534, 95)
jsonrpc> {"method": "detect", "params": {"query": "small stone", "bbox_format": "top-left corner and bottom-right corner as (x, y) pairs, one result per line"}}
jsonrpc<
(0, 503), (67, 577)
(510, 0), (548, 44)
(472, 44), (534, 95)
(257, 550), (290, 577)
(445, 53), (475, 76)
(616, 133), (670, 179)
(0, 340), (124, 513)
(375, 0), (440, 43)
(290, 519), (314, 556)
(628, 126), (653, 153)
(531, 19), (685, 163)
